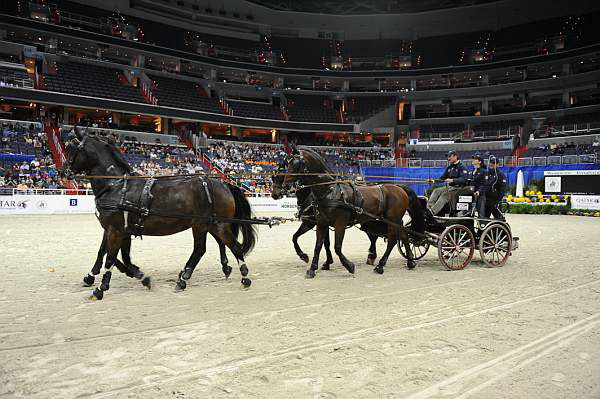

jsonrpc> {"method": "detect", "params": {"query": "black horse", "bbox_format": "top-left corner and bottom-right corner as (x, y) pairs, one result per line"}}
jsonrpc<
(276, 146), (425, 278)
(64, 128), (257, 300)
(271, 171), (381, 268)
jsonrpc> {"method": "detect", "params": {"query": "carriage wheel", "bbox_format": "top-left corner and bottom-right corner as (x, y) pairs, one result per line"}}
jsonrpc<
(437, 225), (475, 270)
(479, 223), (512, 267)
(398, 239), (430, 260)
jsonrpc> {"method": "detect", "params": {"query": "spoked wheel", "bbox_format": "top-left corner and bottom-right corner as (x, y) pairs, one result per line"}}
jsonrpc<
(479, 223), (512, 267)
(437, 224), (475, 270)
(398, 239), (430, 260)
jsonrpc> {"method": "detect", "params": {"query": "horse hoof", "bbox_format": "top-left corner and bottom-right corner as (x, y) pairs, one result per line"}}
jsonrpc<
(407, 260), (416, 270)
(223, 265), (233, 278)
(241, 278), (252, 288)
(306, 269), (316, 279)
(345, 263), (355, 274)
(89, 288), (103, 300)
(175, 280), (187, 291)
(366, 258), (375, 266)
(141, 276), (152, 290)
(82, 274), (95, 287)
(373, 266), (384, 275)
(321, 263), (331, 270)
(299, 253), (309, 263)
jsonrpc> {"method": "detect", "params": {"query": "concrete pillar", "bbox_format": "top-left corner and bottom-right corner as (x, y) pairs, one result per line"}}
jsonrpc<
(482, 74), (489, 85)
(410, 102), (416, 119)
(161, 117), (170, 134)
(562, 90), (571, 108)
(562, 63), (570, 76)
(410, 79), (416, 91)
(342, 80), (350, 92)
(134, 54), (145, 68)
(482, 98), (489, 115)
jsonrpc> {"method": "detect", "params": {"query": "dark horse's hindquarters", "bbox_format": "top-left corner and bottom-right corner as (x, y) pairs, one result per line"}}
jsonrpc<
(64, 128), (257, 300)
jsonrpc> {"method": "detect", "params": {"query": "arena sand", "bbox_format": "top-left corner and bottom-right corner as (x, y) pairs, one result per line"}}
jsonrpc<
(0, 214), (599, 398)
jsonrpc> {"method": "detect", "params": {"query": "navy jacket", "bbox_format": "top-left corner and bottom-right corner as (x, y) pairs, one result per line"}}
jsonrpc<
(439, 161), (468, 187)
(483, 168), (508, 200)
(469, 167), (488, 194)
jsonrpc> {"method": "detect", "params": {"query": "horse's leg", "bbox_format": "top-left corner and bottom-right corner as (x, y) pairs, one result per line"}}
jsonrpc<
(120, 236), (152, 289)
(206, 232), (231, 278)
(212, 233), (232, 278)
(307, 224), (327, 278)
(175, 228), (208, 291)
(333, 219), (355, 275)
(212, 224), (252, 288)
(400, 228), (416, 270)
(366, 233), (378, 265)
(374, 227), (398, 274)
(293, 221), (314, 263)
(83, 232), (108, 287)
(321, 229), (334, 270)
(90, 227), (123, 300)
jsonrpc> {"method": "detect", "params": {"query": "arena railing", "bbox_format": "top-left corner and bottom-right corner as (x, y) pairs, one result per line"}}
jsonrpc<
(0, 78), (34, 89)
(0, 188), (94, 196)
(533, 157), (547, 166)
(360, 153), (597, 169)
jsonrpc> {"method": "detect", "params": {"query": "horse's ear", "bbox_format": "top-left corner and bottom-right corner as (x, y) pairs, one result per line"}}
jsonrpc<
(290, 143), (299, 155)
(73, 126), (84, 140)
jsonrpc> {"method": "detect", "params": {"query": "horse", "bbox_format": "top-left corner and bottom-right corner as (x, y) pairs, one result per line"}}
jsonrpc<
(78, 151), (232, 289)
(271, 169), (380, 268)
(64, 127), (257, 300)
(277, 146), (425, 278)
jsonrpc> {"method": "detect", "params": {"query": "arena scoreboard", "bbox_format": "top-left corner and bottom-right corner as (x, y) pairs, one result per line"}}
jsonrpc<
(544, 170), (600, 195)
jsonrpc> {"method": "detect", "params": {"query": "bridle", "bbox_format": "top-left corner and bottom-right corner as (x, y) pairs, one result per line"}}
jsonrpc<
(62, 132), (90, 179)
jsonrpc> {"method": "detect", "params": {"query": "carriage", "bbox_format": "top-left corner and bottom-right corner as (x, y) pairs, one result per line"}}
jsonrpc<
(399, 194), (519, 270)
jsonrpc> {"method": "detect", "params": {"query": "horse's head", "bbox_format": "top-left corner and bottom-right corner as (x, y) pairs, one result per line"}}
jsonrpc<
(64, 126), (132, 177)
(271, 148), (304, 199)
(63, 127), (98, 176)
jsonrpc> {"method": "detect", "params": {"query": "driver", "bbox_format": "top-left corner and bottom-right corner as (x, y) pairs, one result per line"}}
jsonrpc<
(426, 150), (468, 218)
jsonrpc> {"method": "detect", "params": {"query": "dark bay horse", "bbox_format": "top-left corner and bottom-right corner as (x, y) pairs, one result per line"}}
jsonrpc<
(271, 172), (334, 269)
(278, 146), (425, 278)
(271, 172), (380, 268)
(64, 128), (257, 300)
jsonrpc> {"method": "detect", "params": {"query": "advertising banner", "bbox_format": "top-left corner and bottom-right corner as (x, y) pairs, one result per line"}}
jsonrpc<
(0, 195), (96, 215)
(0, 195), (298, 215)
(571, 195), (600, 210)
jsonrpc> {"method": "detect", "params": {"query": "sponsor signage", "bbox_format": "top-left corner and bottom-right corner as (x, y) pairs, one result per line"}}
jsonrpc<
(0, 195), (95, 215)
(543, 169), (600, 194)
(571, 195), (600, 210)
(0, 195), (298, 215)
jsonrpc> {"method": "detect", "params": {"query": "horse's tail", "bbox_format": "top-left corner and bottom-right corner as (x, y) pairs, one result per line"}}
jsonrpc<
(402, 185), (425, 235)
(227, 184), (257, 256)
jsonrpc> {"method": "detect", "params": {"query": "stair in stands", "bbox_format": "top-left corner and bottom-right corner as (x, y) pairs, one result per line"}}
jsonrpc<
(45, 126), (78, 190)
(174, 130), (236, 185)
(45, 126), (67, 169)
(512, 145), (529, 165)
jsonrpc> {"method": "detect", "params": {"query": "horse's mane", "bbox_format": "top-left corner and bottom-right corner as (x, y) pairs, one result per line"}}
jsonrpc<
(300, 148), (334, 174)
(99, 137), (134, 174)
